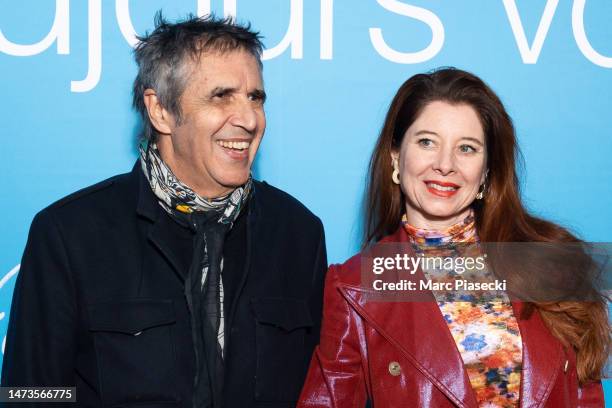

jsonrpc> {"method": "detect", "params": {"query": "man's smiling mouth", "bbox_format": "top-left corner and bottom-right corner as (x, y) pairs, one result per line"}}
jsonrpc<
(216, 140), (251, 151)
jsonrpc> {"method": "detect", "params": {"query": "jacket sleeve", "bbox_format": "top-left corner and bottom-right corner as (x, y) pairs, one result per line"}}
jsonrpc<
(298, 264), (368, 408)
(577, 380), (605, 408)
(1, 209), (77, 390)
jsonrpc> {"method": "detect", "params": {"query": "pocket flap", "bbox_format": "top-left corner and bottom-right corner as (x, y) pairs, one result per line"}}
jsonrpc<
(251, 298), (313, 332)
(88, 299), (175, 334)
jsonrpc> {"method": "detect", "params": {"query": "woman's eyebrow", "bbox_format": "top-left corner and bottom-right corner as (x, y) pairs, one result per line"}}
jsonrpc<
(414, 129), (439, 137)
(459, 136), (484, 146)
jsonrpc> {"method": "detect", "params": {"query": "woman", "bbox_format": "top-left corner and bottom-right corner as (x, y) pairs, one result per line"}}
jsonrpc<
(298, 68), (610, 407)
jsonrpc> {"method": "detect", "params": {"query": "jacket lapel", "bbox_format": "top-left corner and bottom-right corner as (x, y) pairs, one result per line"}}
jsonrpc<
(146, 214), (191, 281)
(339, 284), (478, 408)
(135, 162), (191, 281)
(225, 186), (257, 335)
(513, 301), (564, 408)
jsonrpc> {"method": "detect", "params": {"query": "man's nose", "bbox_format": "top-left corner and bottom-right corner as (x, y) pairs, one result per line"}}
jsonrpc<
(231, 97), (259, 133)
(433, 145), (455, 175)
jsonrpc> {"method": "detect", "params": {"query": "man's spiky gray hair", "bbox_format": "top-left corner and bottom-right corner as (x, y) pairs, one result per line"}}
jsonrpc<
(132, 12), (264, 142)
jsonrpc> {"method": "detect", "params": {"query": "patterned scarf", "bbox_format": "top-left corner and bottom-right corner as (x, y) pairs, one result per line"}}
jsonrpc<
(139, 142), (252, 219)
(140, 142), (252, 408)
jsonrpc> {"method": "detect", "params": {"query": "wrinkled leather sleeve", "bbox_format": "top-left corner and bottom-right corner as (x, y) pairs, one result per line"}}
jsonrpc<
(577, 380), (605, 408)
(298, 264), (368, 408)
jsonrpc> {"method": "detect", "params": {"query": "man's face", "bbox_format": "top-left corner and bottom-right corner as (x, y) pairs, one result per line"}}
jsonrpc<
(157, 49), (266, 198)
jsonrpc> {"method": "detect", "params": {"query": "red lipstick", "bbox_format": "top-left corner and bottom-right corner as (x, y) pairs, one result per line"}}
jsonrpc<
(424, 180), (460, 198)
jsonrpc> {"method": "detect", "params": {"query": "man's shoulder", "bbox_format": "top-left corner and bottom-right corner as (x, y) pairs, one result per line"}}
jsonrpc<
(253, 180), (321, 225)
(40, 169), (137, 222)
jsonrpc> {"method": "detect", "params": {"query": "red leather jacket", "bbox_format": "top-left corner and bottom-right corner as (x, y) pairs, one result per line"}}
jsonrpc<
(298, 227), (604, 407)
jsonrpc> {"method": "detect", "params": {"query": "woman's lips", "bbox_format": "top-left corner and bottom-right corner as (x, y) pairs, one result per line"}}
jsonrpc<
(424, 180), (459, 197)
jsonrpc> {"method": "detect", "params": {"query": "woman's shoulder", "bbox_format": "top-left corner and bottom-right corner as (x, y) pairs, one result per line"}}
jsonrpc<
(328, 228), (405, 287)
(327, 252), (363, 287)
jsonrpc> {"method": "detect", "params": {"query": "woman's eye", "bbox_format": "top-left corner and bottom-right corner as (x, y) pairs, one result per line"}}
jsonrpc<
(459, 144), (477, 153)
(418, 138), (434, 148)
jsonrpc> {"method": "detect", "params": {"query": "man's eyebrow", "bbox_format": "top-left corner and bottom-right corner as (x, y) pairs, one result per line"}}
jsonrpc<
(207, 87), (266, 102)
(208, 86), (237, 97)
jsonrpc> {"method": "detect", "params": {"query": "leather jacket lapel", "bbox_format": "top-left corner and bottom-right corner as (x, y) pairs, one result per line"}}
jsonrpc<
(513, 301), (564, 408)
(339, 283), (479, 408)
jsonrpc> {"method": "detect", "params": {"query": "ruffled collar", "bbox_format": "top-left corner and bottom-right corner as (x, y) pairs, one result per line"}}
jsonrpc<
(402, 210), (478, 246)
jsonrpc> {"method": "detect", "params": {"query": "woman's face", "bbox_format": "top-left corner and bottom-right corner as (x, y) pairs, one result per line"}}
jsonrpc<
(393, 100), (487, 230)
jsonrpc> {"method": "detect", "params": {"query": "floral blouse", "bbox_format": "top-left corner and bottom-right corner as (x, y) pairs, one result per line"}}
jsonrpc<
(403, 211), (523, 407)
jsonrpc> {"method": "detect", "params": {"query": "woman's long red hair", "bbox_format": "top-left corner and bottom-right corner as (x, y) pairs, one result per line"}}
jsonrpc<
(364, 68), (610, 384)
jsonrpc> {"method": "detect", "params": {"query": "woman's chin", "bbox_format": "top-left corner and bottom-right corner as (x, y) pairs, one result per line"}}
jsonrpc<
(418, 205), (471, 222)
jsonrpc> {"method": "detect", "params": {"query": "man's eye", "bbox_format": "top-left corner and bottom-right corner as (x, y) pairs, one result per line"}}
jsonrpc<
(418, 138), (434, 148)
(213, 92), (227, 99)
(249, 93), (266, 103)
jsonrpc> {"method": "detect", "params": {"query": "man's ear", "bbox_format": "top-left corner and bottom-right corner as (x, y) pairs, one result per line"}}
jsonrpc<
(143, 89), (174, 135)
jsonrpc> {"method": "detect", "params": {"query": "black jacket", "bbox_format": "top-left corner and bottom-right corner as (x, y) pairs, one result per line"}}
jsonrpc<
(1, 163), (327, 408)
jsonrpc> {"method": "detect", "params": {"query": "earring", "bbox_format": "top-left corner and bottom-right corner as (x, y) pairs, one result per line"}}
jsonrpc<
(392, 168), (400, 185)
(391, 158), (400, 185)
(476, 170), (489, 200)
(475, 181), (486, 200)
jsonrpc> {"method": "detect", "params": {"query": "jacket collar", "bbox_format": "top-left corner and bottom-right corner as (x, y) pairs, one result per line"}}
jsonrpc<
(339, 226), (564, 408)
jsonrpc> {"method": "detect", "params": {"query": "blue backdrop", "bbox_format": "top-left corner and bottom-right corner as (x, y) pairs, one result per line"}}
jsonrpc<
(1, 0), (610, 399)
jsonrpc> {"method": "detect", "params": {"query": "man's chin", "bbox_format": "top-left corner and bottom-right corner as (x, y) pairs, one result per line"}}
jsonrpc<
(219, 176), (251, 190)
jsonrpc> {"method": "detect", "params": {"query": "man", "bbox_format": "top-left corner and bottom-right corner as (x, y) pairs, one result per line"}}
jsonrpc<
(2, 14), (327, 407)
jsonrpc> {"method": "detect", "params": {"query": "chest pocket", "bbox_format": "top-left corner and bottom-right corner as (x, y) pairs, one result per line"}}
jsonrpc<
(88, 299), (179, 406)
(251, 297), (313, 403)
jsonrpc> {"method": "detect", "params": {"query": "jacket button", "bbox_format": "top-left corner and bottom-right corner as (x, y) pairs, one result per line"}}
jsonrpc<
(388, 361), (401, 376)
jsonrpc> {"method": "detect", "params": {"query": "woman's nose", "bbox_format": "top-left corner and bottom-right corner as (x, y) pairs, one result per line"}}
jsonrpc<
(432, 146), (455, 175)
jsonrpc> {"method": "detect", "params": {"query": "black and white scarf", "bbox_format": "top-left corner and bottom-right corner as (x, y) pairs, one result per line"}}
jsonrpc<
(140, 142), (252, 407)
